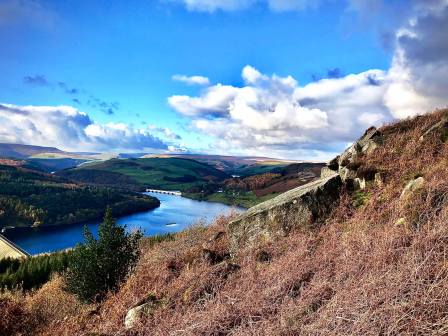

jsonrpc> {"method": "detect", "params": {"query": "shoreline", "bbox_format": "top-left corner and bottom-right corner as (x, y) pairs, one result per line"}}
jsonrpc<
(2, 198), (161, 237)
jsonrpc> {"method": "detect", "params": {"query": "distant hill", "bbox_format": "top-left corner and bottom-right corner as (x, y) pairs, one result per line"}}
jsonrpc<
(0, 143), (107, 172)
(0, 143), (304, 177)
(0, 143), (63, 159)
(144, 153), (298, 175)
(57, 157), (231, 191)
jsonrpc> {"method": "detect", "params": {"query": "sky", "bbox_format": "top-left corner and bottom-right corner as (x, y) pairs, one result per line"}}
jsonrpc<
(0, 0), (447, 160)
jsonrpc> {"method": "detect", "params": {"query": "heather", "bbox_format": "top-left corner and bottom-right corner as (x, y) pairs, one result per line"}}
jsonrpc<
(2, 109), (448, 336)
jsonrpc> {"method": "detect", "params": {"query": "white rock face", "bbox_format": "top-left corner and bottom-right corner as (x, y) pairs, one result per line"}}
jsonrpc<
(125, 304), (145, 329)
(400, 177), (425, 200)
(228, 174), (342, 252)
(125, 296), (162, 329)
(353, 177), (366, 191)
(320, 166), (337, 179)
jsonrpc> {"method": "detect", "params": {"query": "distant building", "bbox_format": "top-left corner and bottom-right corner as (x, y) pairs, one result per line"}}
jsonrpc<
(0, 234), (30, 259)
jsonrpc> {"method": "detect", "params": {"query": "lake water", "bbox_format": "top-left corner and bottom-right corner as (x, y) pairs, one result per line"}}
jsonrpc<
(5, 192), (244, 255)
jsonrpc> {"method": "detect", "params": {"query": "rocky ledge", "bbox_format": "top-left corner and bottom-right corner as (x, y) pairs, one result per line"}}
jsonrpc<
(229, 173), (342, 252)
(228, 125), (384, 252)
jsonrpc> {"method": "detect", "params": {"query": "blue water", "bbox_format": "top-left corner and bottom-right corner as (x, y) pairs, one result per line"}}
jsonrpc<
(5, 193), (244, 255)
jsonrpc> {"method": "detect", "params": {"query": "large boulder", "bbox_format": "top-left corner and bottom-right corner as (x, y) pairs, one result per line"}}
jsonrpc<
(228, 174), (342, 252)
(124, 293), (165, 329)
(320, 166), (337, 179)
(324, 126), (382, 182)
(419, 115), (448, 141)
(400, 177), (425, 200)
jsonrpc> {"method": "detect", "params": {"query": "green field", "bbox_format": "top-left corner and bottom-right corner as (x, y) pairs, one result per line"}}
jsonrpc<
(59, 157), (229, 191)
(183, 190), (281, 208)
(232, 163), (291, 177)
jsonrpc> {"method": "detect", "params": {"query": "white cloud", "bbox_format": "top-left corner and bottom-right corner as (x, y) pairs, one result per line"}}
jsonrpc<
(168, 84), (239, 117)
(166, 1), (448, 160)
(267, 0), (321, 12)
(172, 74), (210, 86)
(384, 1), (448, 118)
(167, 0), (323, 12)
(148, 125), (182, 140)
(168, 66), (391, 160)
(0, 103), (169, 152)
(169, 0), (255, 12)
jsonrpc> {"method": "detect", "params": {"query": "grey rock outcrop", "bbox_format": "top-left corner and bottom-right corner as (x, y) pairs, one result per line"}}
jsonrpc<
(353, 177), (366, 191)
(374, 172), (383, 187)
(228, 174), (342, 252)
(419, 115), (448, 141)
(323, 126), (382, 183)
(320, 166), (337, 179)
(124, 294), (164, 329)
(228, 125), (383, 253)
(400, 177), (425, 200)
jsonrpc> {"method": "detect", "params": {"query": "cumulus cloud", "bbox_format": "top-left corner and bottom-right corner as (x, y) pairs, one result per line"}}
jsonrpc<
(168, 84), (239, 117)
(166, 0), (448, 160)
(168, 66), (391, 159)
(148, 125), (182, 140)
(384, 1), (448, 118)
(167, 0), (322, 12)
(0, 103), (168, 152)
(172, 74), (210, 86)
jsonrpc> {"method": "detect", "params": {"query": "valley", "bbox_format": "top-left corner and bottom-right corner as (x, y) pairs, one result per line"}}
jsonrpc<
(0, 163), (159, 230)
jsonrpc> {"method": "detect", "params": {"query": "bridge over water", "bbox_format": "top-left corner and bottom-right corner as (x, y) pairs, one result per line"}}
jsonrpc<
(146, 189), (182, 196)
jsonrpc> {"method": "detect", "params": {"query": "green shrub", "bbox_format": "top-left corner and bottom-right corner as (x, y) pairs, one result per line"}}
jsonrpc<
(352, 191), (372, 208)
(65, 208), (142, 302)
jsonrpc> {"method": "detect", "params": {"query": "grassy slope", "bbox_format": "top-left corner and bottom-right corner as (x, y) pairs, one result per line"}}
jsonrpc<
(58, 157), (229, 191)
(9, 109), (448, 336)
(0, 143), (63, 159)
(25, 158), (89, 173)
(144, 153), (296, 175)
(232, 162), (291, 176)
(203, 163), (324, 207)
(184, 190), (281, 208)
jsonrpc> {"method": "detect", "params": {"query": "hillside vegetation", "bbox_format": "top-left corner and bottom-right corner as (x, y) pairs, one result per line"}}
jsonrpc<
(2, 109), (448, 335)
(0, 143), (63, 159)
(57, 157), (230, 192)
(186, 163), (324, 208)
(0, 164), (159, 229)
(60, 157), (324, 207)
(143, 153), (296, 175)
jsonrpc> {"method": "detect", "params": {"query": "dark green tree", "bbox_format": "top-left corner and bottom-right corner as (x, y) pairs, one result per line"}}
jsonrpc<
(65, 208), (142, 302)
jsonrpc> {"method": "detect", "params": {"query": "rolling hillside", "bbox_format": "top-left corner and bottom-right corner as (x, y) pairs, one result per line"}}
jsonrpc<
(0, 143), (64, 159)
(57, 157), (230, 191)
(144, 153), (298, 176)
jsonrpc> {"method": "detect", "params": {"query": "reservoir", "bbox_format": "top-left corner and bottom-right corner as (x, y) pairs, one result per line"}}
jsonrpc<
(4, 192), (244, 255)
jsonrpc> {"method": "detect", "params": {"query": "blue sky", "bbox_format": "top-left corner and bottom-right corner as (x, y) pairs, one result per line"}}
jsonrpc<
(0, 0), (447, 159)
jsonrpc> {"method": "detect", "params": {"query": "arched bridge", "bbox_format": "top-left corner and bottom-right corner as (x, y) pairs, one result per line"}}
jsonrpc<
(146, 189), (182, 196)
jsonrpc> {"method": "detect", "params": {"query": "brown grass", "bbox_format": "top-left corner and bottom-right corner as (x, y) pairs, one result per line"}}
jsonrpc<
(3, 109), (448, 336)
